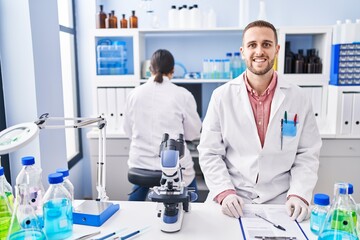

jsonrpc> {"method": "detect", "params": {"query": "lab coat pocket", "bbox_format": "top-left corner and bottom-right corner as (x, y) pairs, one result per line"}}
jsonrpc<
(282, 121), (297, 137)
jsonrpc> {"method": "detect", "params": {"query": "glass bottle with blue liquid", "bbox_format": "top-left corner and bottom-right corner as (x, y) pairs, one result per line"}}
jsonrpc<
(310, 193), (330, 235)
(42, 173), (73, 240)
(318, 182), (359, 240)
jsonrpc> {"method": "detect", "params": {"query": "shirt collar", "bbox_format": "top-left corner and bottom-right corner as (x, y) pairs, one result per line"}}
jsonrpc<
(244, 71), (278, 97)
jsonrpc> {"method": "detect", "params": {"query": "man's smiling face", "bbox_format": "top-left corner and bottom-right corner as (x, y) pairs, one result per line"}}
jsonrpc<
(240, 26), (279, 76)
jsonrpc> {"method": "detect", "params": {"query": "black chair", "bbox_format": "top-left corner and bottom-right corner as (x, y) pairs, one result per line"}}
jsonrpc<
(127, 168), (162, 188)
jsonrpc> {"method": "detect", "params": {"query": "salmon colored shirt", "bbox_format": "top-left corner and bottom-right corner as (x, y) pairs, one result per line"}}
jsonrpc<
(215, 72), (277, 204)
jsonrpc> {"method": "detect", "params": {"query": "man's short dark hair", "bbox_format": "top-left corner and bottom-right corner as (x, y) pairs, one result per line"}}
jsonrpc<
(242, 20), (278, 45)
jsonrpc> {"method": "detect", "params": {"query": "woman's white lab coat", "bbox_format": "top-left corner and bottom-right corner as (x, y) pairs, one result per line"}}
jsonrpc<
(198, 73), (322, 204)
(123, 76), (202, 185)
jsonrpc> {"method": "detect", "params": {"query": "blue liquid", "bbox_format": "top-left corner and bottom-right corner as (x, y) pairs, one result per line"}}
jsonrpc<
(8, 229), (46, 240)
(43, 198), (72, 240)
(310, 210), (327, 235)
(318, 230), (359, 240)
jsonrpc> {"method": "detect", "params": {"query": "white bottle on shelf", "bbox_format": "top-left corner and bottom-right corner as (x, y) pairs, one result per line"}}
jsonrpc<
(355, 19), (360, 43)
(179, 5), (189, 28)
(168, 5), (178, 29)
(206, 8), (217, 28)
(332, 20), (342, 45)
(341, 19), (356, 44)
(239, 0), (250, 28)
(257, 0), (267, 21)
(190, 4), (202, 29)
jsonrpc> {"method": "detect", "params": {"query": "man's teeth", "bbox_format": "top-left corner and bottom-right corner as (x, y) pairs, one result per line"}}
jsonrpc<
(254, 58), (266, 62)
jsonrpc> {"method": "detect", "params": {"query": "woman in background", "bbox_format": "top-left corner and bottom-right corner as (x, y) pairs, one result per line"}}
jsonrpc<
(123, 49), (202, 201)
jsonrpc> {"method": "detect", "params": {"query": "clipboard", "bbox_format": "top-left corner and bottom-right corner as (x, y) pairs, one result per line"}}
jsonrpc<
(238, 205), (309, 240)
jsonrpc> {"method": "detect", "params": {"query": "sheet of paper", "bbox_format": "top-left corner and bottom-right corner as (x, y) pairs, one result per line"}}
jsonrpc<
(239, 204), (308, 239)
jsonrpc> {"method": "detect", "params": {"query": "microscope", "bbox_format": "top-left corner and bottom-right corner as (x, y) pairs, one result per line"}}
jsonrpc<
(148, 133), (198, 233)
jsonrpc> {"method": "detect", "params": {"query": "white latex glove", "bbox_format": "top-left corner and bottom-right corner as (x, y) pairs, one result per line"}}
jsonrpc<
(285, 196), (310, 222)
(221, 194), (244, 218)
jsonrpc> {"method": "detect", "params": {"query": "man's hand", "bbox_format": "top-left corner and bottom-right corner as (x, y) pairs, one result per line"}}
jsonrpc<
(285, 196), (310, 222)
(221, 194), (244, 218)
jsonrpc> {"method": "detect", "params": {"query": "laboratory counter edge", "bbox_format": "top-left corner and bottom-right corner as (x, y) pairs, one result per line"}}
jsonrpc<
(70, 200), (315, 240)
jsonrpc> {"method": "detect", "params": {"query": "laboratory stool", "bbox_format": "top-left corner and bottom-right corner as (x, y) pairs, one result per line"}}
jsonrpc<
(127, 168), (162, 188)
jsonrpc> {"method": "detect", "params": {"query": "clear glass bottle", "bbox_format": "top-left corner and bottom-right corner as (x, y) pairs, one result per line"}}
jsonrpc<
(42, 173), (72, 240)
(56, 168), (74, 202)
(96, 5), (107, 29)
(310, 193), (330, 235)
(129, 10), (138, 28)
(318, 183), (358, 240)
(15, 156), (45, 227)
(120, 14), (128, 28)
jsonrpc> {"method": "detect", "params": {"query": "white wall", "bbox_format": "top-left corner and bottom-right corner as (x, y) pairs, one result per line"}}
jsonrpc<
(0, 0), (68, 189)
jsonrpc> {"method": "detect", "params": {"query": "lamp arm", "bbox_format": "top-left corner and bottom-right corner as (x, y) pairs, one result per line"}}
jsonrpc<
(96, 125), (108, 201)
(35, 114), (109, 201)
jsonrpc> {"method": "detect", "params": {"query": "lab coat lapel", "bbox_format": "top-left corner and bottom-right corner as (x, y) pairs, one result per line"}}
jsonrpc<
(236, 79), (262, 151)
(268, 79), (287, 126)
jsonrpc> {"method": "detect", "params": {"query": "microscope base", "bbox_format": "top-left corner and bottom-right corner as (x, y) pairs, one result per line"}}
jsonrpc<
(159, 203), (184, 233)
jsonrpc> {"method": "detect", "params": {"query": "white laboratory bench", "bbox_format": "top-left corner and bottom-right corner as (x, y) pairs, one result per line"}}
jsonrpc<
(70, 200), (315, 240)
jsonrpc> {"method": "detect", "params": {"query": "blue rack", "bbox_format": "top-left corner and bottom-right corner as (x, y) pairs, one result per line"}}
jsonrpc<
(330, 43), (360, 86)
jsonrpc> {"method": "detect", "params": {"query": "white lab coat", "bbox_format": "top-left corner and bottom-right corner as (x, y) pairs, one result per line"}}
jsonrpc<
(198, 72), (322, 204)
(123, 76), (202, 185)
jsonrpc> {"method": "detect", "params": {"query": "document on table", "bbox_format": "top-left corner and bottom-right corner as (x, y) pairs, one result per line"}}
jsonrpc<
(239, 204), (308, 240)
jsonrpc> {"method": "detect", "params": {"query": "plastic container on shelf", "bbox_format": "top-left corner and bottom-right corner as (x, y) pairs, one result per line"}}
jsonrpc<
(318, 182), (358, 240)
(190, 4), (202, 29)
(206, 8), (217, 28)
(56, 168), (74, 202)
(42, 173), (72, 240)
(257, 0), (267, 21)
(15, 156), (45, 227)
(310, 193), (330, 235)
(97, 40), (128, 75)
(179, 5), (189, 28)
(168, 5), (178, 29)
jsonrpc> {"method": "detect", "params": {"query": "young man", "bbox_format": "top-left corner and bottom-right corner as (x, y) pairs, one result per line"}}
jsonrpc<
(198, 20), (322, 222)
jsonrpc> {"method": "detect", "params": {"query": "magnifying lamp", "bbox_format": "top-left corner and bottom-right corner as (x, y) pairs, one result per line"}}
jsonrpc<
(0, 113), (119, 227)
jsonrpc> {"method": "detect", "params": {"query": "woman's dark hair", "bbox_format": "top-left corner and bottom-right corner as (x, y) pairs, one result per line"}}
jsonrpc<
(150, 49), (175, 83)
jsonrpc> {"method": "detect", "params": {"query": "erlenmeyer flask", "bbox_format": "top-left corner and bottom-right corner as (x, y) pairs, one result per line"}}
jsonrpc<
(0, 167), (17, 239)
(7, 184), (45, 240)
(318, 182), (359, 240)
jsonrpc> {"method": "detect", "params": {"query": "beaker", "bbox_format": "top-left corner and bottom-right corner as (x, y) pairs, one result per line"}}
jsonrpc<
(0, 173), (15, 239)
(318, 182), (359, 240)
(7, 184), (45, 240)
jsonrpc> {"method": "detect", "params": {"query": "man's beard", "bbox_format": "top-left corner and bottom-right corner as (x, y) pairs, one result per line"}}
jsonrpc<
(246, 57), (275, 75)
